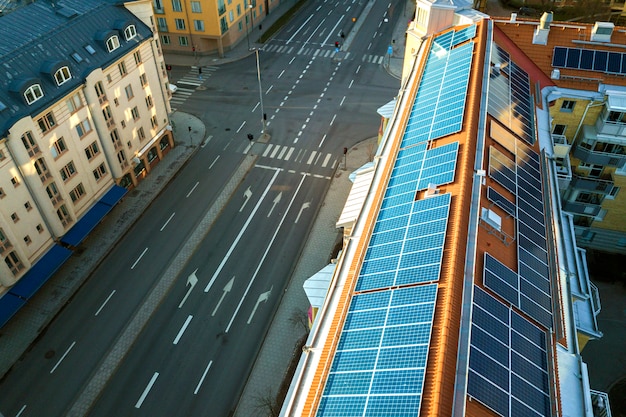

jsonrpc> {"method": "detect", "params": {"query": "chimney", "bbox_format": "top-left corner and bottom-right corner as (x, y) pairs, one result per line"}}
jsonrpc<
(591, 22), (614, 42)
(533, 12), (553, 45)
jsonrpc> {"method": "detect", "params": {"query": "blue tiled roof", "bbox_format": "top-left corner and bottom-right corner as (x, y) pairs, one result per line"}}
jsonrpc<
(0, 0), (152, 135)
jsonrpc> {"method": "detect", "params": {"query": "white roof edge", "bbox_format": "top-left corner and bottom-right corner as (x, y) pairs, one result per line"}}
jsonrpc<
(557, 346), (595, 417)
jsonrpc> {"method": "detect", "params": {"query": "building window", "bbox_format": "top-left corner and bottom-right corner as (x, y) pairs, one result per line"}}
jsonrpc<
(237, 4), (241, 15)
(125, 84), (134, 99)
(175, 18), (186, 30)
(34, 157), (51, 181)
(94, 163), (107, 180)
(11, 213), (19, 223)
(220, 17), (228, 34)
(5, 251), (24, 276)
(103, 105), (114, 128)
(161, 34), (170, 45)
(608, 186), (620, 199)
(24, 201), (32, 211)
(119, 61), (128, 76)
(37, 224), (44, 233)
(154, 0), (164, 11)
(131, 106), (140, 121)
(0, 188), (4, 198)
(218, 0), (226, 14)
(37, 111), (56, 133)
(160, 136), (169, 150)
(54, 66), (71, 86)
(11, 177), (19, 187)
(194, 20), (205, 31)
(106, 74), (112, 84)
(157, 17), (168, 32)
(117, 150), (127, 164)
(138, 126), (146, 141)
(140, 73), (148, 87)
(85, 141), (100, 160)
(172, 0), (182, 11)
(121, 120), (126, 128)
(134, 50), (142, 64)
(238, 21), (242, 31)
(24, 84), (44, 105)
(51, 137), (67, 158)
(21, 131), (40, 157)
(561, 100), (575, 112)
(114, 97), (120, 106)
(95, 81), (106, 103)
(60, 161), (77, 182)
(66, 93), (82, 113)
(151, 115), (158, 128)
(57, 205), (71, 226)
(189, 0), (200, 12)
(106, 36), (121, 52)
(46, 182), (62, 204)
(0, 228), (10, 250)
(228, 11), (234, 23)
(24, 235), (31, 245)
(69, 183), (86, 203)
(179, 36), (189, 46)
(125, 25), (137, 41)
(145, 95), (154, 108)
(76, 119), (92, 138)
(0, 150), (4, 161)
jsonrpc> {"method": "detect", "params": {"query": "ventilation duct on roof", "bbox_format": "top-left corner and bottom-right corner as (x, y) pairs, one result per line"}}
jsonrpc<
(533, 12), (552, 45)
(591, 22), (614, 43)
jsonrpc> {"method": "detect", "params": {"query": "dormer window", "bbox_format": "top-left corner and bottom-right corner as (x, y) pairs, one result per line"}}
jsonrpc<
(24, 84), (44, 105)
(54, 66), (72, 86)
(106, 35), (120, 52)
(124, 25), (137, 41)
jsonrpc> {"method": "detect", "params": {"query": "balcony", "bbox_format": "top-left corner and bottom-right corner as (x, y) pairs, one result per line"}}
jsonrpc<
(562, 200), (602, 217)
(590, 390), (612, 417)
(554, 156), (572, 190)
(570, 173), (614, 195)
(596, 117), (626, 136)
(573, 144), (626, 168)
(552, 134), (571, 158)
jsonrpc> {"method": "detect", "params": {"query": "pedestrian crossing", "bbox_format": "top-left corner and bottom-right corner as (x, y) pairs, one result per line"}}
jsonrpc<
(170, 65), (218, 110)
(255, 143), (339, 169)
(261, 44), (385, 64)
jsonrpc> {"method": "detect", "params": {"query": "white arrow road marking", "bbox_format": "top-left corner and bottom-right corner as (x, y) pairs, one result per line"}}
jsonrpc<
(295, 202), (311, 224)
(179, 269), (199, 308)
(205, 169), (281, 293)
(225, 173), (307, 332)
(268, 192), (282, 217)
(240, 187), (252, 212)
(212, 277), (235, 316)
(247, 286), (273, 324)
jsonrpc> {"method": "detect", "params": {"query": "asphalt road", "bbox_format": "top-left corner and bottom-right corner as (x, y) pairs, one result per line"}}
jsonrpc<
(0, 0), (401, 415)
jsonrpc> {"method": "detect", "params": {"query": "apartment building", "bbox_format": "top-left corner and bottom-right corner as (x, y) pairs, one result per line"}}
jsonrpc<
(152, 0), (278, 56)
(284, 3), (611, 417)
(0, 0), (173, 326)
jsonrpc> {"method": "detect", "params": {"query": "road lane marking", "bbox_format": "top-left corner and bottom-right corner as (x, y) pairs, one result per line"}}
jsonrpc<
(160, 212), (175, 231)
(330, 114), (337, 125)
(135, 372), (159, 408)
(252, 102), (260, 112)
(319, 134), (327, 148)
(50, 341), (76, 374)
(179, 270), (198, 308)
(348, 79), (354, 88)
(289, 57), (295, 65)
(340, 96), (346, 106)
(321, 15), (345, 47)
(209, 155), (220, 169)
(131, 247), (148, 270)
(16, 405), (27, 417)
(186, 181), (199, 198)
(173, 315), (193, 345)
(236, 121), (246, 133)
(194, 360), (213, 395)
(95, 290), (116, 316)
(278, 70), (285, 78)
(286, 14), (314, 44)
(266, 85), (273, 94)
(201, 135), (213, 148)
(225, 174), (307, 332)
(212, 277), (234, 316)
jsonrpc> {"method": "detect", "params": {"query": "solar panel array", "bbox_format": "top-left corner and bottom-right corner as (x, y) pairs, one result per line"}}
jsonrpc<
(485, 142), (553, 329)
(468, 286), (552, 417)
(317, 284), (438, 417)
(487, 186), (515, 217)
(488, 44), (535, 145)
(552, 46), (626, 75)
(403, 30), (474, 148)
(316, 25), (478, 417)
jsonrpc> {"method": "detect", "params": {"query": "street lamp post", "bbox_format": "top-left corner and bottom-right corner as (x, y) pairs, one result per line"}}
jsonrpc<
(245, 10), (251, 50)
(255, 48), (266, 135)
(248, 4), (254, 49)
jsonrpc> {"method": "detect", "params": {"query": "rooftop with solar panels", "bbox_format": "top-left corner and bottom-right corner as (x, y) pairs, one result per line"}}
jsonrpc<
(281, 4), (614, 417)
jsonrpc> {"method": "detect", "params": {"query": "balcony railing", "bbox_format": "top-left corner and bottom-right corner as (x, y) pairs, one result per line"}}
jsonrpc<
(590, 390), (612, 417)
(573, 144), (626, 168)
(570, 174), (614, 195)
(552, 134), (571, 158)
(562, 200), (602, 217)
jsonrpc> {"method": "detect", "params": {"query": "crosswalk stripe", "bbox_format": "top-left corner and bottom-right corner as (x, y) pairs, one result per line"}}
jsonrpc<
(377, 56), (384, 64)
(263, 144), (273, 157)
(344, 52), (351, 59)
(321, 153), (332, 168)
(307, 151), (317, 165)
(287, 46), (294, 54)
(277, 146), (287, 159)
(323, 50), (331, 58)
(178, 81), (202, 87)
(270, 145), (281, 158)
(313, 49), (320, 57)
(284, 147), (294, 160)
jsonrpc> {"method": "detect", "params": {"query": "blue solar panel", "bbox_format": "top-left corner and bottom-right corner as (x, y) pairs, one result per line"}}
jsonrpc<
(487, 186), (516, 217)
(469, 287), (552, 417)
(553, 46), (626, 75)
(318, 285), (438, 417)
(452, 24), (477, 47)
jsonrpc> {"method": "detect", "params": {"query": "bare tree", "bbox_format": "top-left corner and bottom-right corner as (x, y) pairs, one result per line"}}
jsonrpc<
(253, 387), (281, 417)
(289, 307), (310, 333)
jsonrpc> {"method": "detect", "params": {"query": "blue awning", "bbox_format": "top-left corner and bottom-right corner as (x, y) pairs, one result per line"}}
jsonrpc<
(0, 293), (26, 329)
(60, 202), (111, 246)
(9, 244), (72, 300)
(60, 184), (127, 246)
(99, 184), (127, 207)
